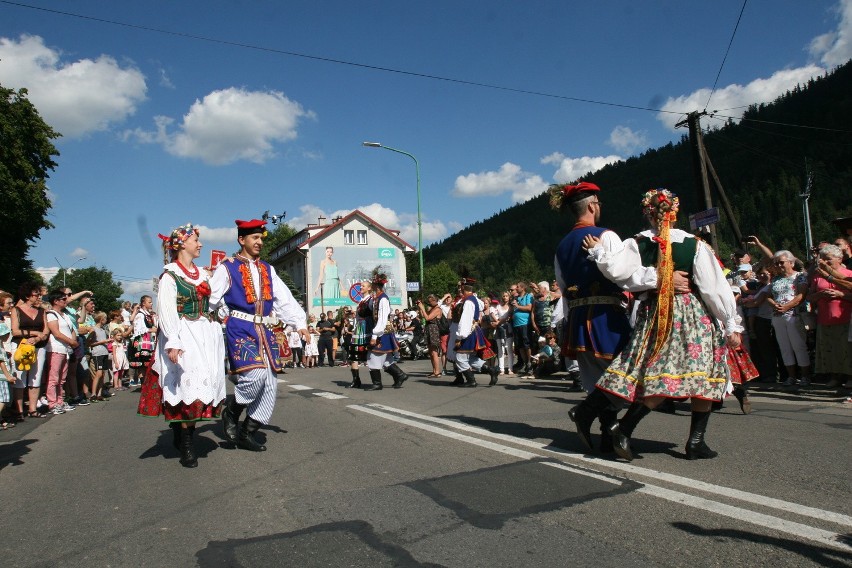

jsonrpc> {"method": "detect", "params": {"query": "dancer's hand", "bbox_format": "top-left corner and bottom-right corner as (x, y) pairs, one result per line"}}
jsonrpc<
(726, 332), (741, 349)
(166, 348), (183, 364)
(672, 270), (691, 293)
(582, 234), (601, 251)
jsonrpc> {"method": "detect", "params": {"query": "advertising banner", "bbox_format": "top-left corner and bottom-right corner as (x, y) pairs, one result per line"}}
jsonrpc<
(311, 245), (403, 307)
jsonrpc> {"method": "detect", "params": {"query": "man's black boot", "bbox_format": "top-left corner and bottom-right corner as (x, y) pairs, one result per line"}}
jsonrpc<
(608, 402), (652, 461)
(385, 363), (409, 389)
(222, 398), (246, 444)
(598, 407), (619, 454)
(481, 364), (500, 386)
(237, 416), (267, 452)
(365, 369), (383, 391)
(451, 370), (465, 386)
(568, 389), (612, 452)
(462, 369), (477, 388)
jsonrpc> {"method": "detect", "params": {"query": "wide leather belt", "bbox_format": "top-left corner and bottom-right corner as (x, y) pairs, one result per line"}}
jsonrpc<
(229, 310), (279, 326)
(565, 296), (621, 309)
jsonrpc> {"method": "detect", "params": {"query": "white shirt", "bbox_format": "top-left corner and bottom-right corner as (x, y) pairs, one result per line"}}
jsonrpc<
(46, 309), (76, 355)
(371, 295), (391, 339)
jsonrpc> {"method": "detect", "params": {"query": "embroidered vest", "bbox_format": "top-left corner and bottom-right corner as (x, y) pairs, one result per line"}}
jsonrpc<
(165, 270), (209, 320)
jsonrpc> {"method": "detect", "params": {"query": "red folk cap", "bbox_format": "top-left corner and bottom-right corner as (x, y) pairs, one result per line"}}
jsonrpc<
(235, 219), (267, 236)
(561, 181), (600, 200)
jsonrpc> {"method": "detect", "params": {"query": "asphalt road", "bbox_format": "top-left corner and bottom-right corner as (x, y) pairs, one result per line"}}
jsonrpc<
(1, 359), (850, 568)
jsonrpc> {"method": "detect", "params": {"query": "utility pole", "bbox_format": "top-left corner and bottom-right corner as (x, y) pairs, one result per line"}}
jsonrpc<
(801, 162), (814, 254)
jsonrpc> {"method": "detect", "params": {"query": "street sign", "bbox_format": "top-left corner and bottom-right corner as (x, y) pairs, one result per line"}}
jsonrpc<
(210, 249), (226, 268)
(688, 207), (720, 230)
(406, 281), (420, 292)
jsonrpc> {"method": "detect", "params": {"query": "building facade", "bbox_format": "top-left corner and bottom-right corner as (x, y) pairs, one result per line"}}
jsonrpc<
(268, 210), (415, 320)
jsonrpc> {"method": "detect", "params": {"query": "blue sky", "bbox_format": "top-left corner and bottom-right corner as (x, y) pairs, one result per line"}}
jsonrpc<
(1, 0), (850, 299)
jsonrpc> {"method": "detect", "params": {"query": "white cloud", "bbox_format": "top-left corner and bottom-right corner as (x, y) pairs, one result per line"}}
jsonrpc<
(452, 162), (549, 203)
(0, 34), (147, 137)
(288, 203), (448, 248)
(35, 266), (60, 282)
(196, 225), (238, 243)
(125, 87), (315, 165)
(810, 0), (852, 67)
(607, 126), (649, 155)
(121, 279), (155, 299)
(656, 65), (826, 130)
(541, 152), (623, 184)
(69, 247), (88, 258)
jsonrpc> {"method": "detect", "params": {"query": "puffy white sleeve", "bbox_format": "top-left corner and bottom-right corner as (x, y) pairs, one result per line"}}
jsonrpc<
(456, 300), (475, 339)
(132, 312), (148, 338)
(271, 269), (307, 330)
(588, 236), (657, 292)
(692, 240), (743, 335)
(156, 272), (183, 351)
(208, 263), (230, 317)
(372, 296), (390, 339)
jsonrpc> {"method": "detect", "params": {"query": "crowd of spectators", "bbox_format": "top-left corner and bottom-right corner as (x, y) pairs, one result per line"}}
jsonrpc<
(0, 285), (151, 429)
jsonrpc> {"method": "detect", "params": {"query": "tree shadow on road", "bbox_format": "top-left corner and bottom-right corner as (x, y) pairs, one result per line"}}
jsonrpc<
(671, 521), (852, 567)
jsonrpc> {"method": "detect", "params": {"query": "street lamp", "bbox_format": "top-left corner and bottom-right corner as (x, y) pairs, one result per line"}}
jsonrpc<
(362, 142), (423, 294)
(54, 256), (86, 287)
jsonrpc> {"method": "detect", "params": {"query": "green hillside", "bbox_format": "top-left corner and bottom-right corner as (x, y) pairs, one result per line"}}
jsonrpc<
(422, 60), (852, 294)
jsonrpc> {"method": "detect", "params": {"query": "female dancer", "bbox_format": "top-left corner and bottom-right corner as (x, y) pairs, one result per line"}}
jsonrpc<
(346, 279), (373, 388)
(366, 274), (408, 390)
(582, 189), (741, 460)
(139, 224), (226, 468)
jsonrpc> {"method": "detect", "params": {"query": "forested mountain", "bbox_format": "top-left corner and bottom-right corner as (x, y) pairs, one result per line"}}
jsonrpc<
(422, 60), (852, 295)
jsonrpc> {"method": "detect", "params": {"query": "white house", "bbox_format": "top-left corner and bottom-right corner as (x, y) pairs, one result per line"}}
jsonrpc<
(268, 210), (415, 320)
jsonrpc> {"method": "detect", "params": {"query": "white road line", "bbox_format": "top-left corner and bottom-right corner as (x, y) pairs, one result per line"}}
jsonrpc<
(313, 392), (349, 400)
(288, 384), (314, 391)
(353, 403), (851, 552)
(365, 403), (852, 529)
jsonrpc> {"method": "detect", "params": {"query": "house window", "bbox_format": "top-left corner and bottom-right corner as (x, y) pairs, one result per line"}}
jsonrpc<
(357, 230), (368, 245)
(344, 230), (354, 245)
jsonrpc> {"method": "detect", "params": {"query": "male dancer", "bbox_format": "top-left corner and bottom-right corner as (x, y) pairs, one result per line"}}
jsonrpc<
(454, 280), (500, 387)
(209, 219), (307, 451)
(365, 273), (408, 390)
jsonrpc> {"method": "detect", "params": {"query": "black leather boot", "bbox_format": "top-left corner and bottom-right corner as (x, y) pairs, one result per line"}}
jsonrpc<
(481, 364), (500, 386)
(732, 386), (750, 414)
(451, 370), (465, 386)
(608, 402), (652, 461)
(237, 416), (267, 452)
(178, 426), (198, 468)
(462, 369), (477, 388)
(385, 363), (409, 389)
(346, 368), (362, 389)
(222, 398), (245, 444)
(685, 410), (717, 460)
(598, 407), (618, 453)
(568, 388), (613, 452)
(365, 369), (383, 391)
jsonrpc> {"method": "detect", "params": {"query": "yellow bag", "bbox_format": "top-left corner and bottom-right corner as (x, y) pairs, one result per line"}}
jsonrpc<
(14, 342), (36, 371)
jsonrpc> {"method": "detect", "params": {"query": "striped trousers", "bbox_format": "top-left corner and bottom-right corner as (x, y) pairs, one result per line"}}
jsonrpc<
(233, 364), (278, 424)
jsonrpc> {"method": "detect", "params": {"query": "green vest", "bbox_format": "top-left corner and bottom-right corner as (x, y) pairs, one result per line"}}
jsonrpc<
(636, 235), (698, 275)
(167, 270), (209, 320)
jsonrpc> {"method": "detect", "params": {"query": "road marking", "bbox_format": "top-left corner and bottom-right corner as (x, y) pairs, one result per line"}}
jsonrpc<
(313, 392), (348, 400)
(288, 384), (314, 391)
(364, 403), (852, 529)
(352, 403), (851, 552)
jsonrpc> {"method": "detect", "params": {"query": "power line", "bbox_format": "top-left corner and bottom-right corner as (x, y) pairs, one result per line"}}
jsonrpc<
(704, 0), (749, 111)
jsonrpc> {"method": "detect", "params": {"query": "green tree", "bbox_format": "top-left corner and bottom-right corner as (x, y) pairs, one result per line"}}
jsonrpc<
(513, 247), (546, 284)
(48, 266), (124, 313)
(260, 223), (297, 263)
(0, 85), (60, 291)
(423, 261), (459, 298)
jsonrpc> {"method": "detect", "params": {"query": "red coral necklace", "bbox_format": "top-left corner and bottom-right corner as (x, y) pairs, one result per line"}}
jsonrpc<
(176, 260), (199, 280)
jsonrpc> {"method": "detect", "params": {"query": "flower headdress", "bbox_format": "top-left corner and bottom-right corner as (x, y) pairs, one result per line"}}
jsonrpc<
(371, 272), (389, 287)
(638, 189), (679, 361)
(157, 223), (199, 263)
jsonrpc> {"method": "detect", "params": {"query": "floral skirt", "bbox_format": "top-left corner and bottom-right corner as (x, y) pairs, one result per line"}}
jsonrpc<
(597, 292), (729, 402)
(727, 346), (759, 384)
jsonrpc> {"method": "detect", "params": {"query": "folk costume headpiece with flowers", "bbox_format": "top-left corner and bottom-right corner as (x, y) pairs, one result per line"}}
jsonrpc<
(639, 188), (680, 361)
(157, 223), (199, 264)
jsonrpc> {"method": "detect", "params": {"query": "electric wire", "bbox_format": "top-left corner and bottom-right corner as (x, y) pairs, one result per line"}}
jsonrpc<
(704, 0), (749, 111)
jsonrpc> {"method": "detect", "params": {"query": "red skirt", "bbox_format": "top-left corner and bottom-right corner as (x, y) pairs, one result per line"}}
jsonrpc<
(137, 356), (222, 422)
(727, 346), (759, 385)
